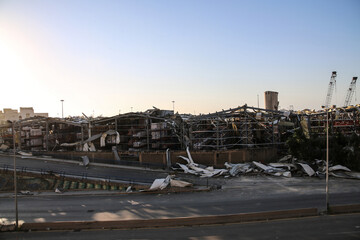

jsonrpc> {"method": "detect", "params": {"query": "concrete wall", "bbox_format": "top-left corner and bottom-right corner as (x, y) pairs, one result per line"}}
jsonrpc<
(141, 148), (278, 168)
(39, 148), (278, 169)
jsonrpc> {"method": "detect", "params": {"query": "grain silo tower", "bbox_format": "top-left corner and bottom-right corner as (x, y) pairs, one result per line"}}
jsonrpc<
(264, 91), (279, 110)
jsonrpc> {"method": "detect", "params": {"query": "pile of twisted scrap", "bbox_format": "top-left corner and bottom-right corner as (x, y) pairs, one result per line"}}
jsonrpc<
(173, 149), (360, 179)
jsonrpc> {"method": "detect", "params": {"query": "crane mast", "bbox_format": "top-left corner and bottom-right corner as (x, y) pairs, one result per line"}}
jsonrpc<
(343, 77), (357, 107)
(324, 71), (337, 108)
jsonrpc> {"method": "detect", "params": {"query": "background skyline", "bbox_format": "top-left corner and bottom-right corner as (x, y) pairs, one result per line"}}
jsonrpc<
(0, 0), (359, 117)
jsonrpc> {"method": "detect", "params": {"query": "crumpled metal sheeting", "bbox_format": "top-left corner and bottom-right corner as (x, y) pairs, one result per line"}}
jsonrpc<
(175, 147), (228, 178)
(174, 151), (358, 179)
(329, 165), (351, 172)
(149, 175), (192, 190)
(60, 130), (120, 149)
(224, 162), (253, 176)
(269, 163), (297, 171)
(149, 175), (171, 190)
(252, 161), (292, 177)
(297, 163), (315, 177)
(170, 179), (193, 188)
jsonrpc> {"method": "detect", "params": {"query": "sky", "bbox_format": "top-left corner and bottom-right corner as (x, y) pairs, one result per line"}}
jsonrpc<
(0, 0), (359, 117)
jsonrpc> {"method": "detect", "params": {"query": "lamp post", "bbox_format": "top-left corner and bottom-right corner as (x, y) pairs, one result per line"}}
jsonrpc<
(60, 100), (64, 118)
(326, 109), (330, 212)
(12, 122), (18, 229)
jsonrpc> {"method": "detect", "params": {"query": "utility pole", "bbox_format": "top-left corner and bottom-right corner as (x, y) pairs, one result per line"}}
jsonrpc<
(60, 100), (64, 118)
(12, 122), (18, 229)
(326, 109), (330, 212)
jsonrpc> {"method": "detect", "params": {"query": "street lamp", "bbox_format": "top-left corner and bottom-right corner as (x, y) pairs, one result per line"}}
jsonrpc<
(12, 122), (18, 229)
(61, 100), (64, 118)
(326, 108), (330, 212)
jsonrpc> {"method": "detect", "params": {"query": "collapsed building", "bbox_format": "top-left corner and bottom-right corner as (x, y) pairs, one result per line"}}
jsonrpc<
(1, 105), (359, 154)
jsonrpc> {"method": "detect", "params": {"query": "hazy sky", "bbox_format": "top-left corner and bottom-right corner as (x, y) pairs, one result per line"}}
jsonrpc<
(0, 0), (359, 117)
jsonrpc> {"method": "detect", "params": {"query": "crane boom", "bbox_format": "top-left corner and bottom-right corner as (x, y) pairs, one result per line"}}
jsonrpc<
(324, 71), (337, 108)
(344, 77), (357, 106)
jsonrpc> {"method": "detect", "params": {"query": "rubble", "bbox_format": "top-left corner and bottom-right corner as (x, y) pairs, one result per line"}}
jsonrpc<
(18, 151), (32, 156)
(173, 152), (359, 180)
(80, 156), (90, 167)
(20, 190), (33, 195)
(175, 147), (228, 178)
(224, 162), (252, 176)
(0, 144), (9, 151)
(297, 163), (315, 177)
(149, 175), (192, 190)
(149, 175), (171, 190)
(329, 165), (351, 172)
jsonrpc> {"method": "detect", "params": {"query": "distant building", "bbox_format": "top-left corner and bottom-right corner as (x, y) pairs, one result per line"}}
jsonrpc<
(264, 91), (279, 111)
(0, 107), (48, 124)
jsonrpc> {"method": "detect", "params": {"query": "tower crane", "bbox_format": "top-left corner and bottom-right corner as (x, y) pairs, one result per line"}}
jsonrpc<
(324, 71), (337, 108)
(343, 77), (357, 107)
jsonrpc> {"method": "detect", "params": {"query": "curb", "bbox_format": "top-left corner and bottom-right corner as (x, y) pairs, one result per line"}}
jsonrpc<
(329, 204), (360, 214)
(19, 208), (318, 231)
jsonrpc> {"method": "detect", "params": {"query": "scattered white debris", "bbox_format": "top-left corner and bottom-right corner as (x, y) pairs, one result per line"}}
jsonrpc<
(176, 147), (228, 178)
(173, 152), (358, 180)
(329, 165), (351, 172)
(282, 171), (292, 178)
(170, 179), (192, 188)
(252, 161), (271, 172)
(149, 175), (192, 190)
(297, 163), (315, 177)
(149, 175), (171, 190)
(20, 190), (33, 195)
(278, 155), (293, 163)
(0, 144), (9, 151)
(18, 151), (33, 156)
(80, 156), (90, 167)
(225, 162), (252, 176)
(55, 188), (63, 194)
(269, 163), (296, 171)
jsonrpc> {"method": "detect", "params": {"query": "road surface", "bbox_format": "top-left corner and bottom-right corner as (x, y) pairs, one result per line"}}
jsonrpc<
(2, 214), (360, 240)
(1, 185), (360, 224)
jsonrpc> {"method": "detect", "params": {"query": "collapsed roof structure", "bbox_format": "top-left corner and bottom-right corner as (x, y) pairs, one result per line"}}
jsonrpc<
(0, 105), (359, 153)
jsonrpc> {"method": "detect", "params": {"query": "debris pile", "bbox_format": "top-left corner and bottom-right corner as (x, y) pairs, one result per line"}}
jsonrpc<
(149, 175), (193, 191)
(173, 150), (360, 180)
(175, 148), (228, 178)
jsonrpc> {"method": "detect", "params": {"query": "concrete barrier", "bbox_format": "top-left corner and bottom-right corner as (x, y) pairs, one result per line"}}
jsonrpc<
(20, 208), (317, 231)
(329, 204), (360, 214)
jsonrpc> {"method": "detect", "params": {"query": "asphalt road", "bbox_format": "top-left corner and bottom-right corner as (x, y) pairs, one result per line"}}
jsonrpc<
(0, 154), (168, 185)
(1, 186), (360, 224)
(2, 214), (360, 240)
